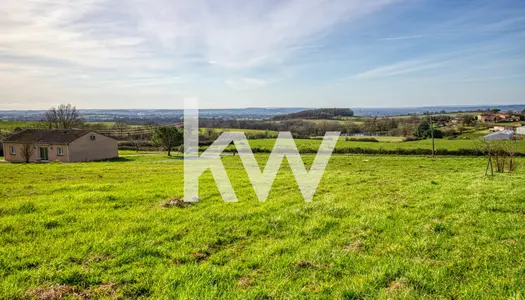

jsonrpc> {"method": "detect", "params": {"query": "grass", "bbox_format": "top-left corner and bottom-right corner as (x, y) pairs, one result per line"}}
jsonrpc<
(1, 154), (524, 298)
(340, 136), (405, 142)
(205, 128), (278, 134)
(456, 130), (491, 140)
(118, 150), (161, 156)
(232, 137), (525, 153)
(0, 121), (40, 131)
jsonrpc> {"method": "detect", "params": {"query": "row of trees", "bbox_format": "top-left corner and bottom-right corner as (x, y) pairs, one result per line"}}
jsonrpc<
(273, 108), (354, 120)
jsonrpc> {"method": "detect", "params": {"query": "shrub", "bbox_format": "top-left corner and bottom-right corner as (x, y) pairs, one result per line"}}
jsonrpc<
(345, 137), (379, 143)
(403, 136), (420, 142)
(214, 146), (507, 157)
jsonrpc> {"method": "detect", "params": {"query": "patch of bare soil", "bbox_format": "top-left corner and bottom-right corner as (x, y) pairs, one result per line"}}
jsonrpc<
(192, 252), (208, 262)
(27, 285), (79, 300)
(386, 280), (406, 293)
(295, 260), (315, 268)
(160, 198), (191, 208)
(343, 240), (365, 253)
(27, 282), (118, 300)
(236, 277), (253, 288)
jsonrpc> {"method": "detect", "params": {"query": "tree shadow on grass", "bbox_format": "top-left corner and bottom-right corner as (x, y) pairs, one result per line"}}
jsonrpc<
(101, 157), (133, 163)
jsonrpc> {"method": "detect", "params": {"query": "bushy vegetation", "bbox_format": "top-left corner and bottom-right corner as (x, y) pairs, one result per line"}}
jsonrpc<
(414, 120), (444, 139)
(345, 137), (380, 143)
(273, 108), (354, 120)
(150, 126), (183, 156)
(216, 138), (525, 156)
(1, 154), (524, 298)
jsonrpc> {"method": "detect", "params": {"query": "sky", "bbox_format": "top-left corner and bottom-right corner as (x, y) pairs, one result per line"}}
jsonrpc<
(0, 0), (524, 109)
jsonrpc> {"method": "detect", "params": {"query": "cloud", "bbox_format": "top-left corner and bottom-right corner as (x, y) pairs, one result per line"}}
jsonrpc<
(1, 0), (524, 109)
(225, 77), (268, 90)
(351, 59), (444, 79)
(378, 35), (426, 41)
(0, 0), (400, 70)
(349, 39), (525, 80)
(130, 0), (400, 68)
(0, 0), (400, 107)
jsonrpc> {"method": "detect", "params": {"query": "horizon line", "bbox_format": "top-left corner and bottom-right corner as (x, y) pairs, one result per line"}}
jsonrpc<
(1, 103), (524, 112)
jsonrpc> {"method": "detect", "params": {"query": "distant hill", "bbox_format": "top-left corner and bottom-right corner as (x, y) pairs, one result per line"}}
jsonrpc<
(2, 105), (524, 122)
(273, 108), (354, 120)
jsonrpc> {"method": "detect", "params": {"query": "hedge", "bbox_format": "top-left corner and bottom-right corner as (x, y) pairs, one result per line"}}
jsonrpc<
(119, 142), (524, 157)
(212, 147), (525, 157)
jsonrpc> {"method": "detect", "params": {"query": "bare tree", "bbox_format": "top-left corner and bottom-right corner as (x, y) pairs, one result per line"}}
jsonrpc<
(43, 104), (84, 129)
(113, 118), (129, 137)
(502, 140), (519, 172)
(129, 133), (145, 153)
(477, 139), (519, 175)
(204, 128), (217, 141)
(20, 144), (35, 163)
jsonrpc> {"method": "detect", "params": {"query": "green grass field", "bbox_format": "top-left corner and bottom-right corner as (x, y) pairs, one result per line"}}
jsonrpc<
(0, 121), (40, 131)
(202, 128), (279, 135)
(1, 154), (524, 298)
(232, 138), (525, 153)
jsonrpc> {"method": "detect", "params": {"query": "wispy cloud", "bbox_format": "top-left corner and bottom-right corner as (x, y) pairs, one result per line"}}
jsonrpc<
(225, 77), (268, 90)
(132, 0), (400, 68)
(351, 59), (444, 79)
(448, 74), (525, 83)
(378, 35), (426, 41)
(0, 0), (524, 108)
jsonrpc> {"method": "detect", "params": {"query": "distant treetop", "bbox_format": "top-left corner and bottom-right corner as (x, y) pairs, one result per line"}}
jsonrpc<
(273, 108), (354, 120)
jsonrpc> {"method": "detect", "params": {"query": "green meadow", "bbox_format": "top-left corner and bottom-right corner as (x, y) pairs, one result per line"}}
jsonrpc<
(237, 138), (525, 153)
(1, 154), (524, 299)
(0, 121), (40, 131)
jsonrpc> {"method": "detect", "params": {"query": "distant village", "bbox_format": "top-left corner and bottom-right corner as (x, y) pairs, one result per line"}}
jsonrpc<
(475, 112), (525, 135)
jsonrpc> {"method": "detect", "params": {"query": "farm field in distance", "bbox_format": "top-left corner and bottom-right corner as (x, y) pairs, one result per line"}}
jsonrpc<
(1, 154), (524, 298)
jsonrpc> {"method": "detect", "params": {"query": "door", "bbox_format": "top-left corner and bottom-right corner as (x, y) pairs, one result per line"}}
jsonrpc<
(39, 147), (49, 161)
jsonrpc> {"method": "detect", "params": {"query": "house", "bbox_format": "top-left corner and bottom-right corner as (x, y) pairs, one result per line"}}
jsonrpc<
(478, 114), (496, 123)
(484, 130), (514, 141)
(517, 126), (525, 136)
(2, 129), (118, 163)
(496, 113), (511, 121)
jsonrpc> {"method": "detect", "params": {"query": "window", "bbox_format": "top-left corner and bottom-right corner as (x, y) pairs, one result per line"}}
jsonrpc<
(9, 145), (16, 155)
(57, 147), (64, 155)
(90, 135), (96, 140)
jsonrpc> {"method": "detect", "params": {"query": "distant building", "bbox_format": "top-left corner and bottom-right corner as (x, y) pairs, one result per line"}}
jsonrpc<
(479, 113), (520, 123)
(484, 130), (514, 141)
(517, 126), (525, 136)
(479, 114), (496, 123)
(2, 129), (118, 163)
(496, 113), (511, 121)
(491, 126), (514, 132)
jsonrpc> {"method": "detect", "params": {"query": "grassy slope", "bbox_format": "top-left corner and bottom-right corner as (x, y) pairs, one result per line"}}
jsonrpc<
(242, 138), (525, 153)
(0, 121), (39, 131)
(1, 155), (524, 299)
